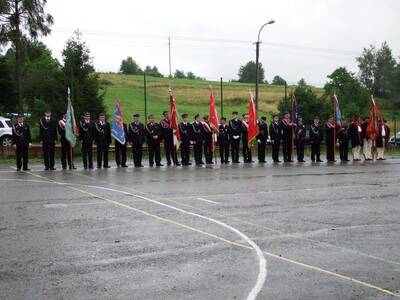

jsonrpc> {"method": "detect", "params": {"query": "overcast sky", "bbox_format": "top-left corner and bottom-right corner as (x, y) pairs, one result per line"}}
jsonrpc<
(42, 0), (399, 86)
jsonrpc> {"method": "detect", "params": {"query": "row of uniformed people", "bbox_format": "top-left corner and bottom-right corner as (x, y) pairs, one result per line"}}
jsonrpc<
(11, 109), (391, 171)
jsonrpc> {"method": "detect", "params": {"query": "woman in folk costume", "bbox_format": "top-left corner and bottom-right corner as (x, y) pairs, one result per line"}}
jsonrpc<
(349, 115), (363, 161)
(376, 119), (390, 160)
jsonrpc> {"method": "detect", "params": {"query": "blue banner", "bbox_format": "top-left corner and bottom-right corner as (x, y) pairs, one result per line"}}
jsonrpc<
(111, 101), (126, 144)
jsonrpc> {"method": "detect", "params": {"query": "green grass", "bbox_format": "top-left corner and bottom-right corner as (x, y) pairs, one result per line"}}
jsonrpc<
(99, 73), (324, 122)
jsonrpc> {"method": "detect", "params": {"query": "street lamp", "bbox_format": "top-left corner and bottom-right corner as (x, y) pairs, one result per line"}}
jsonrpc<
(255, 19), (275, 115)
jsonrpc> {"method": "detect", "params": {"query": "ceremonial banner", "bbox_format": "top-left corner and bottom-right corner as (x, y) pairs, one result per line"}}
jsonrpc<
(169, 93), (181, 147)
(291, 94), (299, 125)
(247, 93), (259, 146)
(366, 96), (382, 140)
(111, 100), (126, 144)
(209, 91), (219, 151)
(65, 91), (77, 147)
(333, 94), (342, 124)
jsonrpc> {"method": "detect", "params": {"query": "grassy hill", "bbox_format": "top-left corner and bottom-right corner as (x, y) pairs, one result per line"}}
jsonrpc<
(99, 73), (324, 122)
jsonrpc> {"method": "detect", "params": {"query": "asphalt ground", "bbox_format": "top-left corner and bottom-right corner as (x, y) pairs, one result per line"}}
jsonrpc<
(0, 158), (400, 300)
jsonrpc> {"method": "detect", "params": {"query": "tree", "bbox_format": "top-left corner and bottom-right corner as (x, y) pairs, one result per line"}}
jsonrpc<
(62, 31), (106, 118)
(323, 67), (369, 120)
(144, 65), (163, 77)
(272, 75), (286, 85)
(356, 42), (397, 98)
(119, 56), (142, 75)
(238, 61), (264, 83)
(278, 80), (329, 124)
(186, 71), (196, 80)
(0, 0), (53, 112)
(174, 69), (186, 79)
(0, 53), (15, 113)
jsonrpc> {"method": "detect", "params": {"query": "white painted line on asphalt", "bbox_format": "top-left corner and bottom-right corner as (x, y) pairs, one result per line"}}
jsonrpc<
(197, 197), (221, 205)
(23, 173), (268, 300)
(43, 202), (106, 208)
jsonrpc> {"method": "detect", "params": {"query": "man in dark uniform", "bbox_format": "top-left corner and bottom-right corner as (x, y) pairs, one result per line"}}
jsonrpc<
(191, 113), (204, 165)
(338, 121), (350, 162)
(146, 115), (163, 167)
(229, 112), (242, 163)
(115, 122), (128, 168)
(160, 111), (180, 166)
(218, 117), (230, 164)
(94, 113), (111, 168)
(12, 114), (32, 171)
(296, 116), (306, 162)
(280, 112), (295, 162)
(179, 114), (192, 165)
(202, 115), (213, 164)
(257, 116), (268, 163)
(128, 114), (145, 167)
(241, 113), (253, 163)
(79, 112), (95, 169)
(325, 116), (336, 162)
(269, 114), (281, 163)
(39, 108), (58, 170)
(58, 112), (76, 170)
(349, 115), (363, 161)
(310, 116), (323, 162)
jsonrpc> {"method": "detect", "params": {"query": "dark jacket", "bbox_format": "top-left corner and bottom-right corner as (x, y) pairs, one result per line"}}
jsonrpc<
(229, 119), (242, 141)
(160, 118), (173, 142)
(146, 122), (162, 145)
(12, 122), (32, 146)
(280, 118), (293, 141)
(128, 122), (145, 145)
(79, 120), (95, 143)
(269, 122), (281, 142)
(58, 119), (67, 143)
(257, 121), (268, 143)
(39, 117), (57, 143)
(94, 121), (112, 146)
(218, 124), (230, 145)
(349, 122), (363, 147)
(310, 124), (323, 144)
(338, 127), (349, 144)
(179, 122), (191, 144)
(190, 121), (204, 144)
(296, 123), (306, 142)
(376, 124), (390, 148)
(201, 122), (213, 144)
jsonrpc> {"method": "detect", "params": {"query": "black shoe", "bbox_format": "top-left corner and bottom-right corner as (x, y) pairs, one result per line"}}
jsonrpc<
(298, 160), (306, 163)
(156, 164), (164, 167)
(199, 161), (205, 165)
(103, 165), (111, 168)
(16, 168), (21, 171)
(150, 164), (154, 167)
(84, 166), (88, 170)
(89, 166), (94, 169)
(44, 167), (49, 171)
(167, 162), (172, 166)
(62, 166), (67, 170)
(175, 163), (181, 166)
(225, 160), (230, 164)
(97, 166), (102, 169)
(50, 167), (56, 171)
(121, 165), (128, 168)
(22, 168), (30, 171)
(317, 159), (323, 162)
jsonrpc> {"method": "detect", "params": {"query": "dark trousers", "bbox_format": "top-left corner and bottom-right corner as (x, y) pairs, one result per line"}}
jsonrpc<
(272, 139), (280, 162)
(42, 142), (55, 168)
(296, 140), (305, 161)
(16, 145), (29, 170)
(326, 141), (335, 161)
(242, 138), (252, 162)
(61, 140), (72, 169)
(204, 142), (213, 164)
(231, 139), (240, 162)
(115, 141), (127, 166)
(148, 143), (161, 165)
(339, 142), (349, 161)
(82, 142), (93, 168)
(164, 140), (178, 165)
(311, 142), (321, 161)
(181, 142), (190, 164)
(219, 142), (229, 163)
(258, 141), (266, 162)
(97, 144), (109, 167)
(194, 142), (203, 164)
(132, 143), (143, 166)
(282, 138), (292, 161)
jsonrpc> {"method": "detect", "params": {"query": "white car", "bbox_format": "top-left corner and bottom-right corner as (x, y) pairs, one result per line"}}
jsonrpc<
(0, 117), (13, 147)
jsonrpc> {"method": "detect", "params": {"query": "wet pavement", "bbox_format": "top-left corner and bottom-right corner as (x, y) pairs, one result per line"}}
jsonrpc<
(0, 158), (399, 299)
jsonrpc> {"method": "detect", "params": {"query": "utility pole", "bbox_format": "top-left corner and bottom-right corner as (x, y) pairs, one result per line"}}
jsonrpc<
(255, 20), (275, 116)
(220, 77), (224, 118)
